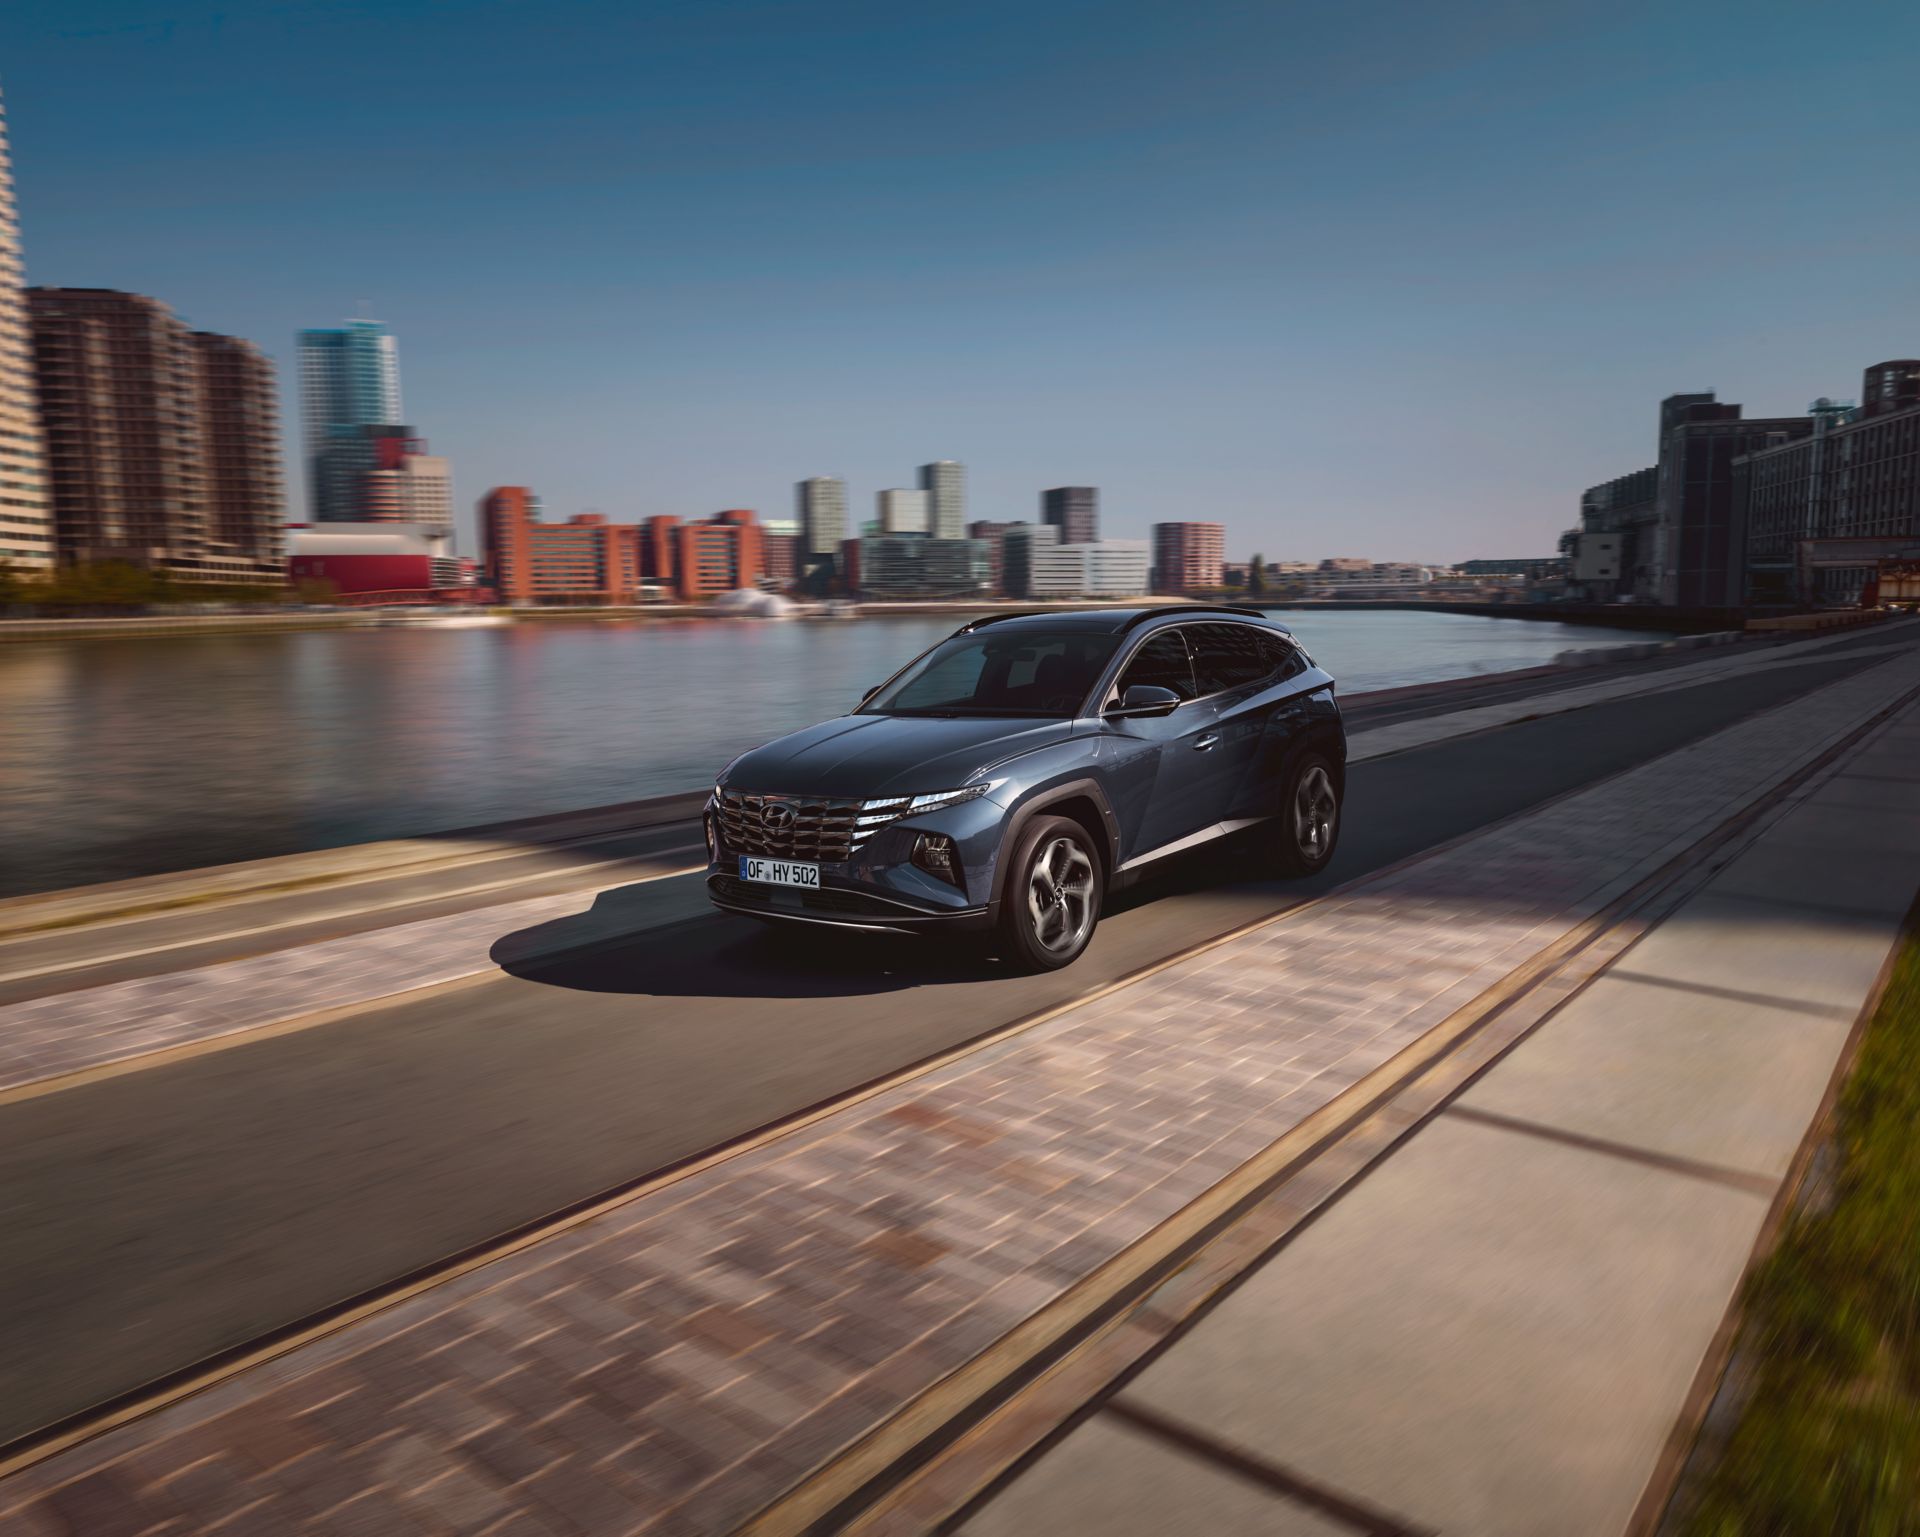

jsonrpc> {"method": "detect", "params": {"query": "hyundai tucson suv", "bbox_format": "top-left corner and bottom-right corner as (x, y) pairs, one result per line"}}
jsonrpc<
(705, 605), (1344, 971)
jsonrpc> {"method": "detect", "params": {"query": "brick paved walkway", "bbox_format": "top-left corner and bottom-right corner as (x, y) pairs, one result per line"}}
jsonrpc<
(0, 881), (665, 1095)
(3, 649), (1915, 1534)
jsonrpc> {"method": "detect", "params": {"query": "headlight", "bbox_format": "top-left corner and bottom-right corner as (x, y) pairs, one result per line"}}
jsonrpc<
(853, 782), (1000, 834)
(906, 783), (997, 813)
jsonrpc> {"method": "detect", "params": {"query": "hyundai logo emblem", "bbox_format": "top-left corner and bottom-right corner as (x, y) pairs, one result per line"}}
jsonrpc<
(762, 803), (797, 830)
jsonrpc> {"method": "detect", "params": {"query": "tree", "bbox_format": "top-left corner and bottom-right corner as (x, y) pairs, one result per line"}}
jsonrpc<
(1247, 554), (1267, 597)
(45, 561), (160, 610)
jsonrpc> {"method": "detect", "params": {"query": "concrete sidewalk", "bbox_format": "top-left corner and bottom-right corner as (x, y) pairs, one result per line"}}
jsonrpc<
(962, 682), (1920, 1533)
(1, 649), (1914, 1532)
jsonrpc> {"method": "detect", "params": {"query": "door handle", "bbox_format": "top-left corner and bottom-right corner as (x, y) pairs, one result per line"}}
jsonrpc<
(1193, 733), (1219, 751)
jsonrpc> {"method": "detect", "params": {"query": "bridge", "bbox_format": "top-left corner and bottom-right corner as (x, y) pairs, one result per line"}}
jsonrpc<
(0, 615), (1916, 1534)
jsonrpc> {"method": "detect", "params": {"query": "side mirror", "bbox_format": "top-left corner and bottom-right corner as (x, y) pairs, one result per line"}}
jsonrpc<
(1104, 684), (1182, 719)
(859, 684), (883, 705)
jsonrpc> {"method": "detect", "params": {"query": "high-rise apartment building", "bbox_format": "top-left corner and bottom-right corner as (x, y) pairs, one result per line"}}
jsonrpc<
(878, 487), (928, 535)
(918, 460), (966, 540)
(797, 476), (846, 558)
(28, 287), (281, 579)
(0, 90), (52, 571)
(1042, 486), (1098, 544)
(300, 320), (402, 522)
(1151, 522), (1225, 592)
(192, 330), (285, 569)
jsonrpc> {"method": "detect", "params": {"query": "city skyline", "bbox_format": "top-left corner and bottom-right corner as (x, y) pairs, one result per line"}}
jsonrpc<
(4, 3), (1915, 563)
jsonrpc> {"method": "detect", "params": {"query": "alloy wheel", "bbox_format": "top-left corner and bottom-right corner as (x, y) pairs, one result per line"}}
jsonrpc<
(1293, 765), (1337, 860)
(1026, 835), (1096, 955)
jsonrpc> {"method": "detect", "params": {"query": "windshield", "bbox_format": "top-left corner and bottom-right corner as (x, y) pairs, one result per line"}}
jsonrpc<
(860, 629), (1121, 718)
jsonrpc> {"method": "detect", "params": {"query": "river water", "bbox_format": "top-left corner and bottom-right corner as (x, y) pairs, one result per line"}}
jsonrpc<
(0, 609), (1662, 897)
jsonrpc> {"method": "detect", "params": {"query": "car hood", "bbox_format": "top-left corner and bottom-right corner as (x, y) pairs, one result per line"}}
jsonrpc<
(723, 715), (1075, 799)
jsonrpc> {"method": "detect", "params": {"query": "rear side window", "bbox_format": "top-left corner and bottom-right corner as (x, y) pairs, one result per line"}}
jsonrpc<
(1115, 629), (1196, 701)
(1187, 624), (1290, 695)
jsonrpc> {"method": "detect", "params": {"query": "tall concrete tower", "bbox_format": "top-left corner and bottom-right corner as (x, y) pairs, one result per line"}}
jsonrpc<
(918, 460), (966, 540)
(797, 475), (847, 557)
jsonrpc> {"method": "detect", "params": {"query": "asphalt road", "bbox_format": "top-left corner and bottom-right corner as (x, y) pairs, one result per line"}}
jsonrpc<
(0, 640), (1900, 1447)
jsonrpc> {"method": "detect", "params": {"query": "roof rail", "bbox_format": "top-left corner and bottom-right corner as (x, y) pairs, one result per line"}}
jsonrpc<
(949, 610), (1048, 635)
(1117, 603), (1272, 631)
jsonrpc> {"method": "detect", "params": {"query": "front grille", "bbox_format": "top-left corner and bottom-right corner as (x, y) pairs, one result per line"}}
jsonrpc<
(709, 875), (913, 918)
(715, 789), (912, 863)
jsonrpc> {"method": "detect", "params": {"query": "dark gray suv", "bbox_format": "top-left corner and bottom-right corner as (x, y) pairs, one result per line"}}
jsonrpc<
(705, 605), (1345, 970)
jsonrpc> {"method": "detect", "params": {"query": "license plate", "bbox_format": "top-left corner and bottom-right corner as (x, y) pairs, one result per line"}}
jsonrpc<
(738, 857), (821, 888)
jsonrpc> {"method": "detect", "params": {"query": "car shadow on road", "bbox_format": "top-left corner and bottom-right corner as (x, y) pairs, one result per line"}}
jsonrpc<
(487, 838), (1304, 1002)
(489, 881), (1004, 999)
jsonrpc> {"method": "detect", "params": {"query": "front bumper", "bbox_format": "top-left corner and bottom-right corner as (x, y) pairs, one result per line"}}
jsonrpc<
(705, 873), (992, 934)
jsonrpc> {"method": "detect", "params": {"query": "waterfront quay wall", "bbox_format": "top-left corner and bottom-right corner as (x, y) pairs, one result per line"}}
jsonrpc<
(0, 598), (1889, 643)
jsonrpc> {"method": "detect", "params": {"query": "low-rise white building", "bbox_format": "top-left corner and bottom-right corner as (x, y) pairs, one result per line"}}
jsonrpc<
(1021, 538), (1151, 598)
(1083, 540), (1151, 597)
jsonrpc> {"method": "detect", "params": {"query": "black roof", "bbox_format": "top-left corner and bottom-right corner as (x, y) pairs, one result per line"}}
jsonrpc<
(951, 604), (1287, 637)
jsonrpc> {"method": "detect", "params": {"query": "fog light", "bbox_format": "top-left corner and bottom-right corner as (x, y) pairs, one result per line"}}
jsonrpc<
(912, 832), (962, 888)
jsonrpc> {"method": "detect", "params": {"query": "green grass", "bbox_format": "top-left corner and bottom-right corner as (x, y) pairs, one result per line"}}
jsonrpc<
(1681, 930), (1920, 1535)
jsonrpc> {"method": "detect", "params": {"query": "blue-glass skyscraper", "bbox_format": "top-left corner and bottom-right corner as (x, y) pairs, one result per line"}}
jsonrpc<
(299, 320), (403, 521)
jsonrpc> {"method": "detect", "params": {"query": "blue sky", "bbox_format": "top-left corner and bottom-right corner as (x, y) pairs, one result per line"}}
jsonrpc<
(4, 0), (1916, 559)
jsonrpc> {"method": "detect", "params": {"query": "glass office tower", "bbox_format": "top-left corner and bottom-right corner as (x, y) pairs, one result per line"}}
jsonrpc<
(299, 320), (403, 521)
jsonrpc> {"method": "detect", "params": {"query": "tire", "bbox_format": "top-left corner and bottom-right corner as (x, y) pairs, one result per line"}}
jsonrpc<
(1266, 752), (1341, 877)
(996, 814), (1103, 972)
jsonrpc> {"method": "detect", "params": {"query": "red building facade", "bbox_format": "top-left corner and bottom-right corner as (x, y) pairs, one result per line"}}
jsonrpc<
(481, 488), (763, 602)
(761, 530), (798, 586)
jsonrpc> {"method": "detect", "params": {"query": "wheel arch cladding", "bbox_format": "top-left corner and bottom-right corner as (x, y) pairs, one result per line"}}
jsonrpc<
(993, 782), (1118, 907)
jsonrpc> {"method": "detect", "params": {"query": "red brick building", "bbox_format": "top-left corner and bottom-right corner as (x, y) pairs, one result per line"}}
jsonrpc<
(481, 488), (763, 603)
(761, 530), (798, 587)
(677, 509), (764, 599)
